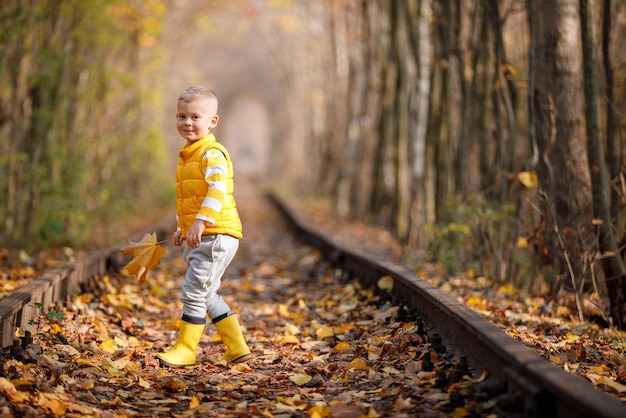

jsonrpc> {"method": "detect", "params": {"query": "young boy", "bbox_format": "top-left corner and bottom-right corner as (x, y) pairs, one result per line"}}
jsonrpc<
(156, 86), (251, 367)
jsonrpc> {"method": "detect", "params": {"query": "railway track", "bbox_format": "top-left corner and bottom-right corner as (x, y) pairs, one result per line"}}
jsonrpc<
(268, 193), (626, 418)
(0, 217), (175, 349)
(1, 189), (625, 417)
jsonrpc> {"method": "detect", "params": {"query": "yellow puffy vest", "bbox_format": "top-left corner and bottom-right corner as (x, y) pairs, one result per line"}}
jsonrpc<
(176, 133), (243, 239)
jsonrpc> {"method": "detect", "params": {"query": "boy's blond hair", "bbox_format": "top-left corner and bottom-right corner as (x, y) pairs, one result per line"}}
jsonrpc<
(178, 86), (218, 109)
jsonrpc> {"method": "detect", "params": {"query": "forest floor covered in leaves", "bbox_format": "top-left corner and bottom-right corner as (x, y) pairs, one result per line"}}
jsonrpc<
(0, 178), (625, 416)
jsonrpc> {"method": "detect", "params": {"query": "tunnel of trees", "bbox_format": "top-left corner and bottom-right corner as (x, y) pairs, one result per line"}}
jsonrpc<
(2, 0), (626, 327)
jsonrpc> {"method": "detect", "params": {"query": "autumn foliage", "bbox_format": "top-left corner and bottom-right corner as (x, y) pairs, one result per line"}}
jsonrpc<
(120, 232), (166, 282)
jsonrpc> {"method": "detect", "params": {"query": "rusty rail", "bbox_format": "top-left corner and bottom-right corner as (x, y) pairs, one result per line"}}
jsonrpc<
(268, 192), (626, 418)
(0, 218), (175, 348)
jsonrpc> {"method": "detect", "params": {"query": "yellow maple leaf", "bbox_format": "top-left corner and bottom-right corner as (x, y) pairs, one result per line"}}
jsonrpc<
(518, 171), (539, 188)
(120, 231), (166, 282)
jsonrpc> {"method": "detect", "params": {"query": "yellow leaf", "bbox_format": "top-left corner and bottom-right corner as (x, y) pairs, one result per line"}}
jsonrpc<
(555, 305), (570, 317)
(102, 275), (118, 294)
(339, 299), (358, 313)
(334, 341), (351, 352)
(315, 325), (334, 339)
(138, 377), (151, 389)
(588, 364), (611, 373)
(279, 304), (290, 317)
(383, 366), (401, 374)
(41, 398), (68, 415)
(280, 335), (300, 345)
(452, 407), (471, 418)
(284, 322), (300, 336)
(112, 353), (132, 370)
(9, 379), (34, 389)
(146, 296), (168, 308)
(0, 377), (30, 403)
(232, 363), (253, 372)
(189, 396), (200, 409)
(98, 339), (116, 354)
(102, 357), (126, 377)
(497, 284), (516, 296)
(377, 275), (394, 292)
(465, 297), (487, 310)
(597, 376), (626, 393)
(310, 405), (331, 418)
(76, 359), (102, 371)
(276, 395), (307, 411)
(289, 373), (312, 385)
(50, 323), (62, 334)
(120, 231), (166, 282)
(77, 381), (94, 390)
(337, 323), (355, 334)
(468, 369), (489, 384)
(517, 171), (538, 188)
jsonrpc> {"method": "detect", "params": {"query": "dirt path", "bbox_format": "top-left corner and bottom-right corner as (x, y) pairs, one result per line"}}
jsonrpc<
(0, 179), (456, 417)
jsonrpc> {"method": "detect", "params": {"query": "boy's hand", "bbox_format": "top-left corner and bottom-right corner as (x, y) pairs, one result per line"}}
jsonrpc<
(173, 231), (184, 246)
(186, 220), (207, 248)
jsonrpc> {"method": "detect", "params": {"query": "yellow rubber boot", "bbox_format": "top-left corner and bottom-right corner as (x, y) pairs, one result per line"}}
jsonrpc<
(156, 321), (205, 367)
(213, 313), (251, 363)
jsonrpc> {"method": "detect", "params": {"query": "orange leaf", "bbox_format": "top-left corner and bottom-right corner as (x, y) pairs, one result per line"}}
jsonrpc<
(345, 357), (369, 371)
(120, 231), (166, 282)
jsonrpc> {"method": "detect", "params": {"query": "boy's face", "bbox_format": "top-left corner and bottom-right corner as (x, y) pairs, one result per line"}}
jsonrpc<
(176, 98), (219, 143)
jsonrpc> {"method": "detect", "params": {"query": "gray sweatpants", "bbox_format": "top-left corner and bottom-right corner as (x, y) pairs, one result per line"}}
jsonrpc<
(180, 234), (239, 321)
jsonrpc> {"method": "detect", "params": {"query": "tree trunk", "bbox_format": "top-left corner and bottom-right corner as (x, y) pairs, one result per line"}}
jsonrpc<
(371, 1), (397, 227)
(406, 0), (434, 247)
(580, 0), (626, 327)
(527, 0), (593, 305)
(335, 0), (363, 217)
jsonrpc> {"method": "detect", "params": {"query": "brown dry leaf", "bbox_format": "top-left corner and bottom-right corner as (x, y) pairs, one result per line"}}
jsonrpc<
(368, 343), (384, 361)
(120, 231), (166, 282)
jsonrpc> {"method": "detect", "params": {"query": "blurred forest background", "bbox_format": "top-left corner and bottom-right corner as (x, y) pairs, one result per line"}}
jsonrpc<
(2, 0), (626, 326)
